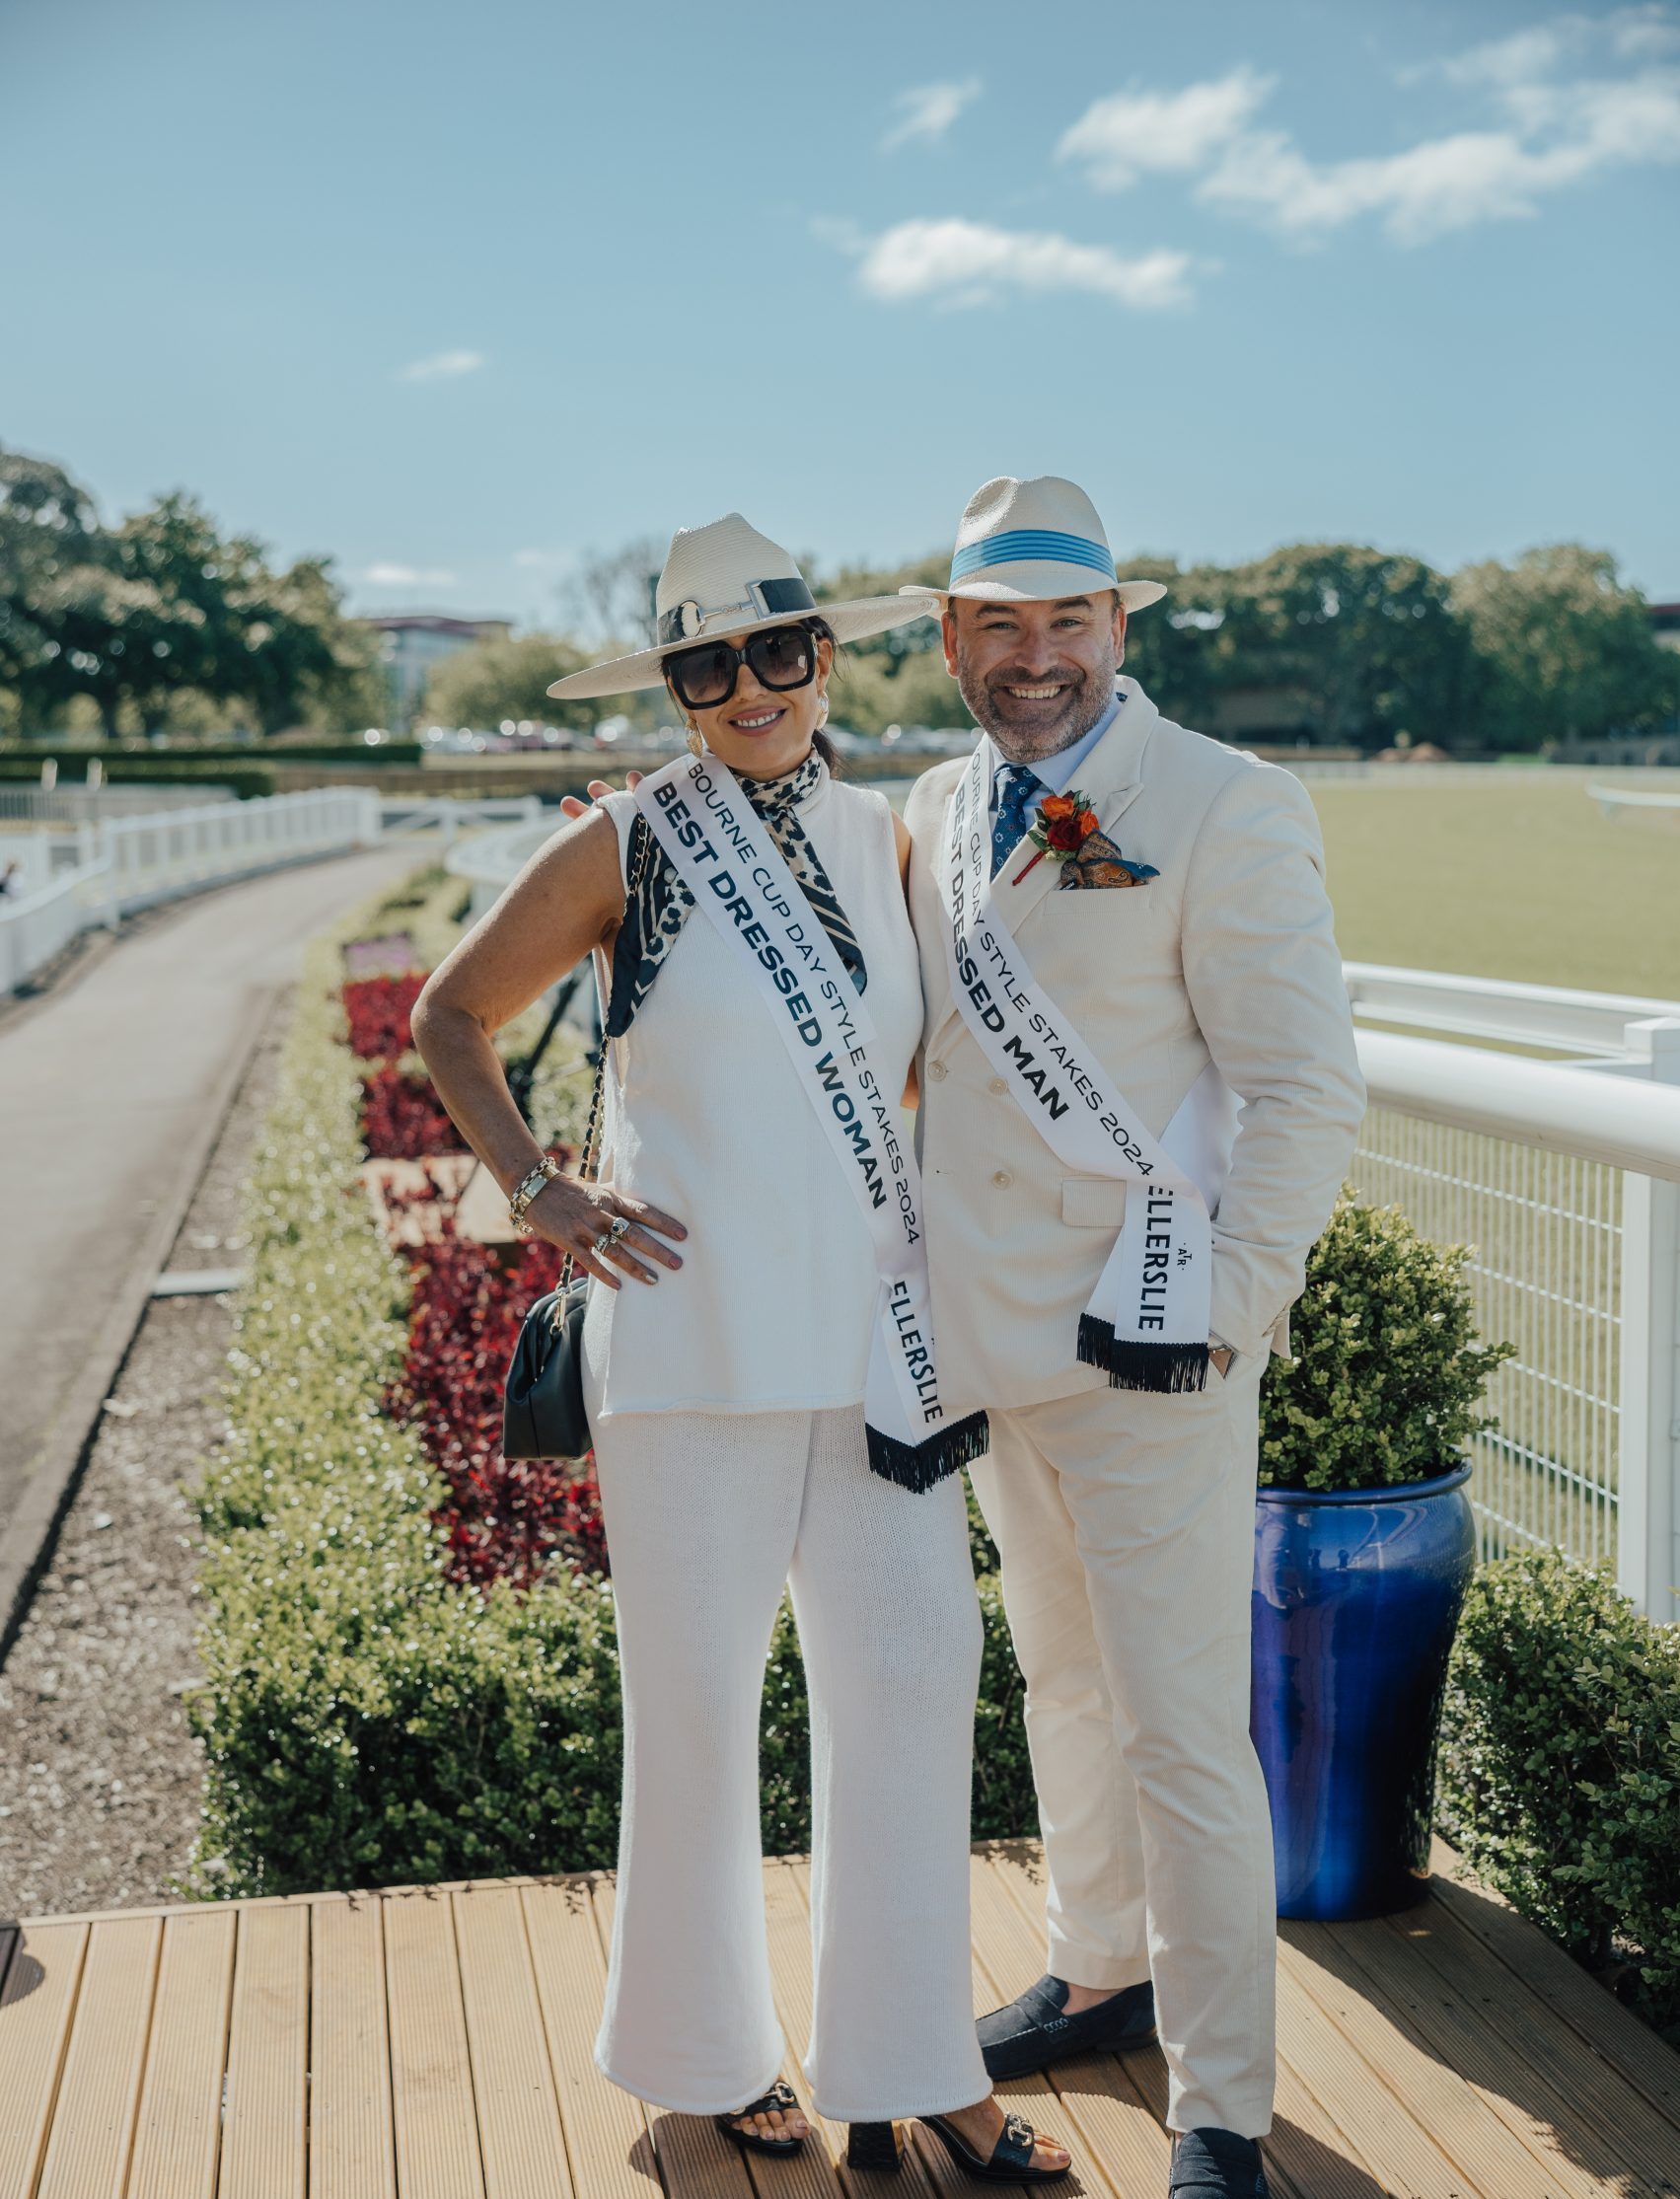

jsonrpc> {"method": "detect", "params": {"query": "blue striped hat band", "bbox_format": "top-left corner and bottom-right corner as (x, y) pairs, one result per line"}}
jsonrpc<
(949, 528), (1117, 584)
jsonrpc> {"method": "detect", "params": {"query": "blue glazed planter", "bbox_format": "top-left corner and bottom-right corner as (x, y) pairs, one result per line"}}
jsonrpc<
(1250, 1460), (1476, 1921)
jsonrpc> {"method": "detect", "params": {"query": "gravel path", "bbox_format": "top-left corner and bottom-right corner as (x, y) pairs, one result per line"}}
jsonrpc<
(0, 1004), (284, 1919)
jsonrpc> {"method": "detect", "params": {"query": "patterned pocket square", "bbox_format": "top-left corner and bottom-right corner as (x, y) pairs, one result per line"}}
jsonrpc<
(1058, 829), (1160, 891)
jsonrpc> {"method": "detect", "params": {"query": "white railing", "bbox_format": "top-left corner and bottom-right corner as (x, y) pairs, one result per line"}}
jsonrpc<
(1351, 1011), (1680, 1623)
(380, 794), (543, 838)
(0, 783), (238, 823)
(447, 817), (557, 917)
(1589, 780), (1680, 821)
(1345, 963), (1680, 1059)
(0, 788), (383, 993)
(1278, 760), (1680, 787)
(0, 861), (113, 994)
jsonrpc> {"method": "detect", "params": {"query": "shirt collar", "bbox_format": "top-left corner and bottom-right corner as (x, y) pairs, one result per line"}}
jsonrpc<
(984, 687), (1125, 801)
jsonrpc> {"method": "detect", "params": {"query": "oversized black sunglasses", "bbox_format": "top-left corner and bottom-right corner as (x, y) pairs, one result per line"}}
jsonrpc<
(664, 621), (821, 712)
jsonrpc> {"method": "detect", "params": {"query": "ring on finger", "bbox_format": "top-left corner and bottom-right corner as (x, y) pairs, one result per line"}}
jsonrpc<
(591, 1231), (614, 1257)
(607, 1214), (632, 1245)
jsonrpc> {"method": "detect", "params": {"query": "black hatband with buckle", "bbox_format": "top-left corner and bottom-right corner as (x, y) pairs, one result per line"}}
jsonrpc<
(657, 576), (815, 646)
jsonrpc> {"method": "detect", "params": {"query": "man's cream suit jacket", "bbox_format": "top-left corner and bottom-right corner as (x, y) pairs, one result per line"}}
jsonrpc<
(905, 678), (1366, 1416)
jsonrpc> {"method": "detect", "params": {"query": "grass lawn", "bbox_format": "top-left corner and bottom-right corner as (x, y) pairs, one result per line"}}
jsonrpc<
(1310, 779), (1680, 999)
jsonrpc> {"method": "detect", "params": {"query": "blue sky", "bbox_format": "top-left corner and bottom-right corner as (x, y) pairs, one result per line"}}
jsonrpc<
(4, 0), (1676, 627)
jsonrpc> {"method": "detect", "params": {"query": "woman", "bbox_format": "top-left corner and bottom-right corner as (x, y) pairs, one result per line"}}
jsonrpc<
(412, 514), (1069, 2182)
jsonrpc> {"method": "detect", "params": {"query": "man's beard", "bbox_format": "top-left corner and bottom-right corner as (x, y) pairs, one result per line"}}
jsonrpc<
(954, 648), (1119, 765)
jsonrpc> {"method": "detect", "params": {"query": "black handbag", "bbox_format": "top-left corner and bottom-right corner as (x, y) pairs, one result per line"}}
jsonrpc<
(501, 816), (650, 1462)
(502, 1271), (591, 1461)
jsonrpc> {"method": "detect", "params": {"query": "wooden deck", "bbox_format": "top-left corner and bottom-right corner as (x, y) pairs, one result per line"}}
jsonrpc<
(3, 1841), (1677, 2199)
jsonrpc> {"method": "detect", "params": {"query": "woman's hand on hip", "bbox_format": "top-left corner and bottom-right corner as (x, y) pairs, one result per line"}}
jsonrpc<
(526, 1174), (687, 1289)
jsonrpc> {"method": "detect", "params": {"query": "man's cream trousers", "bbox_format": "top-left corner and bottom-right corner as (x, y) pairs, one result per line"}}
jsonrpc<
(970, 1356), (1276, 2139)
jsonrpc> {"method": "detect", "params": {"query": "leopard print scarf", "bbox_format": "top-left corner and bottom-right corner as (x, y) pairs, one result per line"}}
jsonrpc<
(605, 749), (866, 1038)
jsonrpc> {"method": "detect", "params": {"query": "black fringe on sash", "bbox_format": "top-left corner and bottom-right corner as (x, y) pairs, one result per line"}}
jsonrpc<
(866, 1409), (991, 1493)
(1076, 1317), (1210, 1395)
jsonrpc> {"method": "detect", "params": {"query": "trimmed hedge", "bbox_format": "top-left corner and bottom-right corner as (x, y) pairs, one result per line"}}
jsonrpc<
(0, 740), (423, 766)
(187, 870), (1039, 1894)
(1438, 1548), (1680, 2038)
(0, 755), (278, 798)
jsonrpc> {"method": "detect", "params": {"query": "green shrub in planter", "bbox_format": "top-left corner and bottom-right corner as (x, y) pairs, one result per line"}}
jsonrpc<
(1259, 1187), (1515, 1492)
(1438, 1548), (1680, 2038)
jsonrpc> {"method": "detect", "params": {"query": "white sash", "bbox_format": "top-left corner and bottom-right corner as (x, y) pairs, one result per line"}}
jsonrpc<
(635, 755), (986, 1488)
(939, 741), (1239, 1391)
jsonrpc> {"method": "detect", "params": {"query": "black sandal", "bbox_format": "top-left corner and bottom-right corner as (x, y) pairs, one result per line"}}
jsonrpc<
(715, 2078), (807, 2157)
(921, 2107), (1070, 2183)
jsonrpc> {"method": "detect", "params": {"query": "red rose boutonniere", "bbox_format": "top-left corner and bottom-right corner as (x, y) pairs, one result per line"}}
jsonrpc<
(1013, 788), (1102, 883)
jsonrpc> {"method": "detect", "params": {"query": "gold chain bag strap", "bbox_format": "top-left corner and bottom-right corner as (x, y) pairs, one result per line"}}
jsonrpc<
(502, 811), (653, 1460)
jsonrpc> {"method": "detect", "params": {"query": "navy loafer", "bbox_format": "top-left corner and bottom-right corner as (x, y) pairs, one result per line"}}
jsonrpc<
(977, 1972), (1157, 2079)
(1169, 2128), (1269, 2197)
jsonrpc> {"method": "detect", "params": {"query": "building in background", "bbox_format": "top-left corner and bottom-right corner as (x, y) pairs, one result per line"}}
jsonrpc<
(357, 614), (512, 727)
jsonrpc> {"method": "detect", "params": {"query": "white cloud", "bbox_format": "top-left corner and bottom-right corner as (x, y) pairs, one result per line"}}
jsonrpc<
(882, 78), (982, 151)
(1435, 26), (1568, 89)
(397, 348), (486, 383)
(1200, 69), (1680, 243)
(853, 217), (1196, 310)
(362, 562), (458, 588)
(1414, 8), (1680, 88)
(1608, 3), (1680, 60)
(1055, 17), (1680, 248)
(1058, 67), (1274, 189)
(1200, 128), (1558, 243)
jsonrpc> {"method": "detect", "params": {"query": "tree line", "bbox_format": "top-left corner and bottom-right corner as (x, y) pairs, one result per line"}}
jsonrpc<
(812, 542), (1677, 752)
(401, 537), (1680, 754)
(0, 443), (381, 739)
(4, 441), (1672, 752)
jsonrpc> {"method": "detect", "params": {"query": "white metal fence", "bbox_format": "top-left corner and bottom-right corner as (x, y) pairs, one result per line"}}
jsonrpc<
(1351, 1006), (1680, 1623)
(446, 816), (556, 917)
(0, 783), (238, 823)
(1353, 1108), (1622, 1569)
(380, 794), (543, 838)
(0, 788), (383, 994)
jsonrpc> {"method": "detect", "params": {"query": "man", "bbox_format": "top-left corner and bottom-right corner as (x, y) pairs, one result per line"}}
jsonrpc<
(901, 476), (1364, 2199)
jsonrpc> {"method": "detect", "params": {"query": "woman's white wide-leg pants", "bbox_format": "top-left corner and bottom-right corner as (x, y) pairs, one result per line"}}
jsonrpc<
(590, 1401), (990, 2123)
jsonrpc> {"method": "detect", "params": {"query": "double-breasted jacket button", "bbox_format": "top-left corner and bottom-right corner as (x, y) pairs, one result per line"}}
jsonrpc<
(987, 1076), (1007, 1095)
(992, 1169), (1012, 1188)
(926, 1060), (948, 1081)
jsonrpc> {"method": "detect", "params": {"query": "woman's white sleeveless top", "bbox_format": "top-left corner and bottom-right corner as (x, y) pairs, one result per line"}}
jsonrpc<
(580, 770), (922, 1420)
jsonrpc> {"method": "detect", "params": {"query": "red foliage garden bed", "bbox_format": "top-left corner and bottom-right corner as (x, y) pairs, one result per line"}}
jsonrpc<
(360, 1064), (470, 1159)
(386, 1235), (608, 1587)
(343, 971), (428, 1059)
(344, 971), (603, 1585)
(348, 969), (469, 1160)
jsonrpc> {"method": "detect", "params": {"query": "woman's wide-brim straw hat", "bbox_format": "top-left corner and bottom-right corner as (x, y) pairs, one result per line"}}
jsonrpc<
(900, 474), (1168, 613)
(547, 514), (935, 700)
